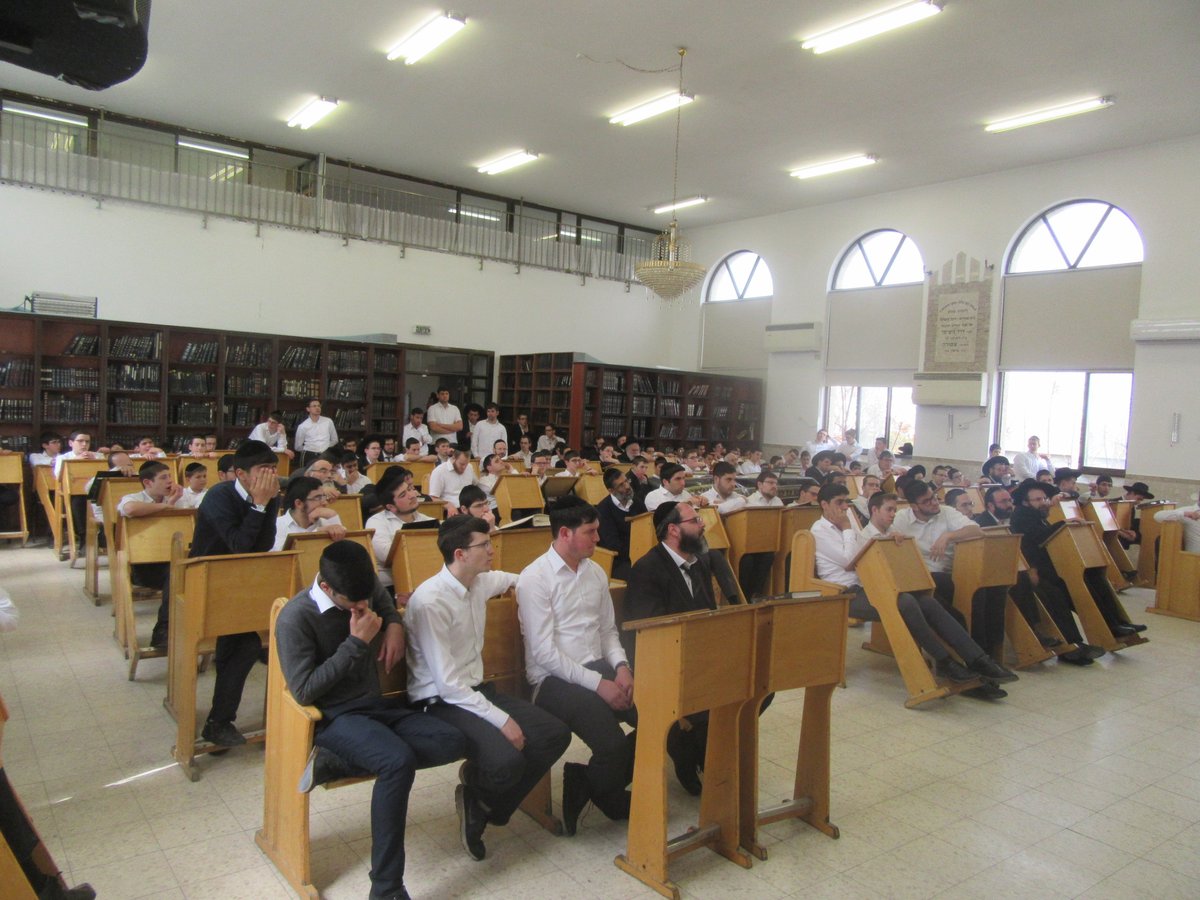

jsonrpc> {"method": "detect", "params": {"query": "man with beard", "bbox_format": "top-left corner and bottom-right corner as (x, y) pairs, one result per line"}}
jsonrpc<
(981, 455), (1014, 487)
(973, 486), (1013, 527)
(851, 474), (882, 525)
(595, 467), (646, 581)
(1009, 479), (1144, 647)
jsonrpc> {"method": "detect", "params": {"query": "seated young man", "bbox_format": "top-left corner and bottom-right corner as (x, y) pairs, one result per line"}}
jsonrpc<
(132, 436), (166, 459)
(117, 460), (187, 649)
(215, 453), (235, 482)
(272, 476), (346, 551)
(427, 449), (478, 518)
(455, 485), (497, 531)
(176, 461), (208, 509)
(517, 496), (635, 835)
(275, 541), (465, 900)
(699, 461), (749, 515)
(341, 451), (373, 495)
(747, 469), (784, 507)
(404, 515), (570, 861)
(248, 410), (293, 458)
(814, 486), (1015, 700)
(595, 466), (646, 580)
(366, 471), (437, 590)
(401, 437), (436, 464)
(28, 430), (62, 468)
(643, 462), (705, 511)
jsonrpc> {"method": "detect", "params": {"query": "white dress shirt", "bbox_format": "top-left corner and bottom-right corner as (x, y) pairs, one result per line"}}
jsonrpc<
(805, 439), (837, 457)
(836, 440), (863, 460)
(294, 416), (339, 455)
(116, 488), (156, 517)
(516, 547), (626, 692)
(737, 461), (762, 475)
(471, 420), (509, 459)
(699, 487), (748, 516)
(54, 449), (95, 477)
(427, 460), (478, 507)
(426, 403), (463, 444)
(643, 485), (689, 511)
(176, 488), (207, 509)
(810, 516), (863, 588)
(536, 435), (565, 453)
(344, 472), (372, 495)
(405, 566), (520, 728)
(28, 451), (56, 467)
(248, 423), (288, 450)
(402, 423), (432, 455)
(271, 509), (343, 552)
(892, 505), (974, 572)
(747, 491), (784, 507)
(365, 508), (436, 586)
(1154, 505), (1200, 553)
(1012, 450), (1054, 481)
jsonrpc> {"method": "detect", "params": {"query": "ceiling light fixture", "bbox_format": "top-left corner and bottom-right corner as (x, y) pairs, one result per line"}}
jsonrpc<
(287, 97), (339, 129)
(3, 101), (88, 127)
(790, 154), (878, 179)
(634, 48), (707, 301)
(476, 150), (538, 175)
(801, 1), (943, 54)
(449, 207), (501, 221)
(653, 195), (708, 214)
(609, 91), (695, 126)
(387, 13), (466, 64)
(177, 138), (250, 159)
(984, 96), (1114, 133)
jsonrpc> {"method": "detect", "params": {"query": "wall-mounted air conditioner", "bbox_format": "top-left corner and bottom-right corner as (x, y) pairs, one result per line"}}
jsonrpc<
(764, 321), (821, 353)
(1129, 319), (1200, 342)
(912, 371), (987, 407)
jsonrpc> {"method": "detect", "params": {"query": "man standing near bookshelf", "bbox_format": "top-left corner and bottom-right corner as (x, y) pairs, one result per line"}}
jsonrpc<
(426, 388), (463, 449)
(248, 410), (294, 459)
(295, 398), (338, 468)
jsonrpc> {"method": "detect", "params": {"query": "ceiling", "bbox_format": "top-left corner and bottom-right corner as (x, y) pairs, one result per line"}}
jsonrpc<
(2, 0), (1199, 230)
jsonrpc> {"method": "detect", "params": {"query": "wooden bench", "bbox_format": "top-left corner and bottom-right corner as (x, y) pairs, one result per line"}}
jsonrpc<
(114, 508), (198, 680)
(166, 536), (300, 779)
(1135, 501), (1175, 587)
(283, 529), (376, 584)
(853, 536), (985, 708)
(491, 526), (552, 573)
(0, 454), (29, 544)
(1082, 499), (1137, 586)
(32, 464), (61, 555)
(1051, 499), (1130, 590)
(83, 476), (142, 604)
(59, 458), (108, 563)
(1148, 519), (1199, 621)
(388, 530), (444, 594)
(573, 472), (608, 504)
(257, 588), (560, 899)
(722, 507), (782, 599)
(770, 505), (822, 595)
(493, 473), (546, 525)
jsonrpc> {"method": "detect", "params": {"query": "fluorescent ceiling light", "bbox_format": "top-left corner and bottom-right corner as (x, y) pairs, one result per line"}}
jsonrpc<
(477, 150), (538, 175)
(449, 207), (501, 221)
(802, 1), (942, 54)
(609, 91), (695, 126)
(3, 101), (88, 127)
(653, 196), (708, 214)
(387, 13), (466, 63)
(177, 138), (250, 159)
(985, 97), (1114, 133)
(790, 155), (878, 179)
(287, 97), (339, 129)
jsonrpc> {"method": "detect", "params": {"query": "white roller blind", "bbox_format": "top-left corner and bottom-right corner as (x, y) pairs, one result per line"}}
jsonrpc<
(701, 297), (771, 370)
(1000, 266), (1140, 370)
(826, 285), (922, 370)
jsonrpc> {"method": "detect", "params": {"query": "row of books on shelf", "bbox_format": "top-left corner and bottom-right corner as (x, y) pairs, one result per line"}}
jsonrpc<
(41, 367), (99, 390)
(374, 353), (400, 374)
(600, 416), (625, 436)
(0, 398), (34, 422)
(631, 396), (655, 416)
(169, 369), (216, 395)
(226, 373), (270, 396)
(0, 435), (31, 451)
(42, 393), (99, 422)
(372, 374), (399, 396)
(332, 408), (365, 430)
(178, 341), (219, 364)
(64, 334), (100, 356)
(328, 349), (367, 372)
(226, 341), (271, 367)
(281, 378), (321, 399)
(602, 372), (625, 391)
(279, 345), (321, 369)
(599, 395), (625, 415)
(108, 363), (161, 392)
(0, 359), (33, 388)
(372, 398), (397, 417)
(109, 333), (162, 360)
(224, 402), (263, 428)
(327, 378), (366, 401)
(108, 398), (161, 425)
(686, 402), (706, 417)
(170, 401), (215, 426)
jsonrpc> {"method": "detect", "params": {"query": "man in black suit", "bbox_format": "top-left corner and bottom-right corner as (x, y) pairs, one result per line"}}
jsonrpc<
(189, 439), (282, 747)
(625, 501), (715, 794)
(595, 466), (646, 580)
(972, 485), (1013, 527)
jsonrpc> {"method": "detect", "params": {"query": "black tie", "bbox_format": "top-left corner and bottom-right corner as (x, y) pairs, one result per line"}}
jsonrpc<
(683, 561), (704, 598)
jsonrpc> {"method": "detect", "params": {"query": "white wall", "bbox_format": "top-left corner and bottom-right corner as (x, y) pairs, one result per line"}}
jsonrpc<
(0, 186), (698, 372)
(686, 134), (1200, 481)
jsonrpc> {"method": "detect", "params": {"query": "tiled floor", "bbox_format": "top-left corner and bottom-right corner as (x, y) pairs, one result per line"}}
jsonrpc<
(2, 542), (1199, 899)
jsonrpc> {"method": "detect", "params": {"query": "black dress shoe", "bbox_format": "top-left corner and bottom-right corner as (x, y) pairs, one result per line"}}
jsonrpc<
(1127, 622), (1147, 633)
(1060, 649), (1095, 666)
(201, 719), (246, 747)
(938, 659), (977, 683)
(298, 746), (370, 792)
(455, 784), (487, 861)
(1112, 624), (1138, 637)
(369, 888), (411, 900)
(963, 683), (1008, 701)
(561, 762), (590, 837)
(970, 656), (1019, 684)
(1080, 643), (1107, 660)
(1037, 634), (1063, 648)
(150, 625), (168, 650)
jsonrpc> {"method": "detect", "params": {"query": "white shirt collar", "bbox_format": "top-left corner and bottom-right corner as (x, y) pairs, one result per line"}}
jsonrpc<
(234, 478), (251, 502)
(611, 493), (633, 511)
(308, 575), (337, 613)
(663, 542), (691, 569)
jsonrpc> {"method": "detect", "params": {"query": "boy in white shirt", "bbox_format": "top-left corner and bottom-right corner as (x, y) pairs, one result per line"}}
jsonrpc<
(177, 461), (208, 508)
(272, 476), (346, 551)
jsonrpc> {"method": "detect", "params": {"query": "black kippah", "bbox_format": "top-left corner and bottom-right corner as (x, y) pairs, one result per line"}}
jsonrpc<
(652, 500), (679, 531)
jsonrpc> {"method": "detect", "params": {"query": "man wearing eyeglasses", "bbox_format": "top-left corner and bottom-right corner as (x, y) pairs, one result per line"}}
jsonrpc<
(272, 476), (346, 551)
(404, 516), (570, 863)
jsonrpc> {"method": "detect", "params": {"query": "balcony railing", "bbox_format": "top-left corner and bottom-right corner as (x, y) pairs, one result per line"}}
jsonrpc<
(0, 115), (654, 284)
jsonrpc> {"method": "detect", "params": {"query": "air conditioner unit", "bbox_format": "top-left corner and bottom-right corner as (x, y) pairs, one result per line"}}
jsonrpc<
(1129, 318), (1200, 342)
(912, 371), (987, 407)
(764, 321), (821, 353)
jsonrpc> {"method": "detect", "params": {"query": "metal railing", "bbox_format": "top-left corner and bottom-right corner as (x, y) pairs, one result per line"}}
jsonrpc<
(0, 115), (654, 284)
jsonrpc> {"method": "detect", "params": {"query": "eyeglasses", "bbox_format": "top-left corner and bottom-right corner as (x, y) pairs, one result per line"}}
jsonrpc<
(464, 540), (493, 551)
(305, 495), (326, 503)
(678, 516), (705, 528)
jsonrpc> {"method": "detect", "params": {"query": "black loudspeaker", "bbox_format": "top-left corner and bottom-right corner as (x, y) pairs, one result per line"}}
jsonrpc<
(0, 1), (151, 90)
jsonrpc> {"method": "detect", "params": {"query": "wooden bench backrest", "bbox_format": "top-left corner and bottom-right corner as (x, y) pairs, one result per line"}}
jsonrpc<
(574, 473), (608, 504)
(492, 527), (552, 574)
(787, 531), (848, 596)
(284, 530), (376, 585)
(61, 458), (108, 495)
(493, 474), (546, 523)
(328, 494), (364, 531)
(392, 530), (444, 593)
(0, 454), (21, 484)
(1155, 520), (1200, 620)
(99, 477), (145, 551)
(628, 510), (656, 565)
(180, 549), (300, 639)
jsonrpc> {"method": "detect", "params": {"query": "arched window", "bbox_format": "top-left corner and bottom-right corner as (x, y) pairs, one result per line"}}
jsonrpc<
(706, 250), (773, 302)
(833, 229), (924, 290)
(1007, 200), (1143, 274)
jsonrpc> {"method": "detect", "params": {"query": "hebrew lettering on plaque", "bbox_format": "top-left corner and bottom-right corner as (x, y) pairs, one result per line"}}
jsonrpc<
(922, 252), (992, 373)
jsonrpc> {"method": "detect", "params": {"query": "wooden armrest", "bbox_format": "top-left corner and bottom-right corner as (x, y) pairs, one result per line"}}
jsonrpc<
(281, 689), (324, 723)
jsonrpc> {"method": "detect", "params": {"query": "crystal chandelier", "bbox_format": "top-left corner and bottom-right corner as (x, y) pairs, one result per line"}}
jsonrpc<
(635, 49), (707, 301)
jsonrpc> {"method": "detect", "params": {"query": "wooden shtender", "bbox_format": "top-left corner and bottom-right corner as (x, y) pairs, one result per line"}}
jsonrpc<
(1134, 501), (1175, 587)
(0, 454), (29, 544)
(257, 589), (559, 899)
(114, 508), (197, 680)
(628, 510), (656, 566)
(491, 527), (552, 574)
(1042, 521), (1148, 652)
(166, 535), (299, 780)
(59, 458), (107, 563)
(573, 472), (608, 504)
(1083, 499), (1137, 586)
(723, 507), (783, 598)
(770, 504), (822, 595)
(87, 475), (142, 604)
(327, 494), (363, 531)
(1148, 520), (1199, 621)
(1051, 500), (1130, 590)
(853, 536), (984, 708)
(492, 473), (546, 525)
(33, 464), (61, 555)
(282, 529), (375, 585)
(388, 529), (443, 594)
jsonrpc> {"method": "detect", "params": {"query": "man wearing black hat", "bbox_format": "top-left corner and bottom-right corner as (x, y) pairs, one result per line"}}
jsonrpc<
(981, 455), (1013, 487)
(189, 439), (282, 747)
(1119, 481), (1156, 548)
(275, 542), (465, 900)
(1053, 468), (1082, 500)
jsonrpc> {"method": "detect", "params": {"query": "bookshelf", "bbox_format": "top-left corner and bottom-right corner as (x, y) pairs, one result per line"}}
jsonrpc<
(497, 354), (763, 451)
(0, 311), (493, 454)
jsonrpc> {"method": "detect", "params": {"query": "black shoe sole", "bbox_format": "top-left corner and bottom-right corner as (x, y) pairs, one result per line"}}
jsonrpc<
(455, 785), (486, 861)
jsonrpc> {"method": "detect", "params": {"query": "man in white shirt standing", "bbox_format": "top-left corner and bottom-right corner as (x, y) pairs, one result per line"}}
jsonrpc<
(405, 516), (571, 861)
(401, 407), (433, 456)
(1012, 435), (1054, 482)
(248, 411), (293, 458)
(426, 388), (463, 449)
(517, 497), (634, 835)
(428, 449), (479, 517)
(272, 476), (346, 551)
(366, 473), (436, 589)
(294, 398), (338, 467)
(471, 403), (508, 460)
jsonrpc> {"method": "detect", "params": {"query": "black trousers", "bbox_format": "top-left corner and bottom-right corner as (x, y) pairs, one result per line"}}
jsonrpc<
(850, 585), (984, 663)
(426, 683), (570, 825)
(737, 551), (775, 599)
(534, 660), (636, 819)
(971, 586), (1009, 658)
(209, 632), (261, 724)
(1013, 572), (1085, 644)
(130, 561), (171, 644)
